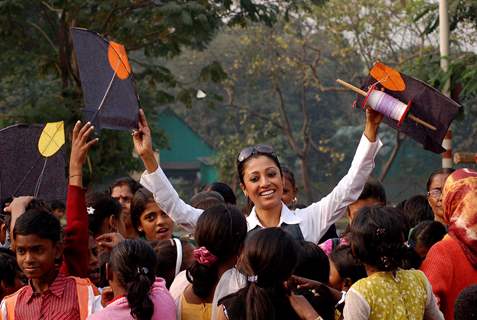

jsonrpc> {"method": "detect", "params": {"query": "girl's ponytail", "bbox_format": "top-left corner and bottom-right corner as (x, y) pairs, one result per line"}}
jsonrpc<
(110, 240), (157, 320)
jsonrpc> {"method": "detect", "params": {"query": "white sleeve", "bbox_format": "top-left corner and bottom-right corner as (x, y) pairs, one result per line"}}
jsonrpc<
(343, 288), (370, 320)
(296, 134), (382, 243)
(140, 167), (203, 233)
(423, 275), (444, 320)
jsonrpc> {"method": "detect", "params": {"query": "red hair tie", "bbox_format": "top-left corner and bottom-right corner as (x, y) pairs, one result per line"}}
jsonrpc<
(193, 246), (218, 266)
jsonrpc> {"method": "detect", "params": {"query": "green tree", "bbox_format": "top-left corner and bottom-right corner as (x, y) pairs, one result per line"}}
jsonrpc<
(0, 0), (300, 184)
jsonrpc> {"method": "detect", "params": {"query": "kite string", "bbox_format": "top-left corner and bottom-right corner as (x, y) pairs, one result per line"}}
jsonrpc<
(11, 157), (42, 197)
(34, 158), (48, 198)
(90, 59), (120, 124)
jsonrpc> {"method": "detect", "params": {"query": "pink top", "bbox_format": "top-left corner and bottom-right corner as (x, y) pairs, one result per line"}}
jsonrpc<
(87, 278), (176, 320)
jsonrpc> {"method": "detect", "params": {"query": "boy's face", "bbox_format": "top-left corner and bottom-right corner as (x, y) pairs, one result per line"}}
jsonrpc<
(14, 234), (62, 279)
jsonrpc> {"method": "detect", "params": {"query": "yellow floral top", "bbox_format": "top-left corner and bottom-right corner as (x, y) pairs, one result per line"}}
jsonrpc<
(343, 269), (443, 320)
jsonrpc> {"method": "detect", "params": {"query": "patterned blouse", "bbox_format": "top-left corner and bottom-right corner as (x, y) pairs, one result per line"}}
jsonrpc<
(343, 269), (443, 320)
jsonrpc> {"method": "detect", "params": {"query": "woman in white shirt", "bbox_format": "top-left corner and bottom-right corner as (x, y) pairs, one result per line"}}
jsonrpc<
(132, 108), (382, 243)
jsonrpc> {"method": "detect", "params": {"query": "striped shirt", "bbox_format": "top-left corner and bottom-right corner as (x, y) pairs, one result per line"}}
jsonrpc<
(14, 272), (80, 320)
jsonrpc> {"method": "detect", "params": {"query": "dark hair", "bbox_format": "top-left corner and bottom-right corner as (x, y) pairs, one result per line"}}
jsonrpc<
(110, 239), (157, 320)
(426, 168), (455, 191)
(109, 176), (141, 195)
(239, 228), (298, 320)
(150, 238), (193, 288)
(401, 195), (434, 228)
(87, 192), (122, 236)
(350, 206), (406, 272)
(50, 200), (65, 212)
(13, 208), (61, 243)
(0, 248), (22, 288)
(358, 177), (387, 204)
(408, 220), (446, 250)
(130, 188), (155, 235)
(187, 204), (247, 299)
(190, 191), (224, 210)
(237, 150), (282, 185)
(329, 245), (367, 284)
(294, 241), (329, 283)
(282, 167), (296, 189)
(203, 182), (237, 205)
(454, 285), (477, 320)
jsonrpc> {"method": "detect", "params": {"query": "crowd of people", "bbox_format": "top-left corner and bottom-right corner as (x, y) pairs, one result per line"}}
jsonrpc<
(0, 108), (476, 320)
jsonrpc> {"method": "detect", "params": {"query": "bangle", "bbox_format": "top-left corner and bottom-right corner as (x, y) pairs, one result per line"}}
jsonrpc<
(69, 174), (82, 179)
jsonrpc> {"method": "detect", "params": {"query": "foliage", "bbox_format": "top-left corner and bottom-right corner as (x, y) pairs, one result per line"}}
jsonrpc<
(0, 0), (299, 184)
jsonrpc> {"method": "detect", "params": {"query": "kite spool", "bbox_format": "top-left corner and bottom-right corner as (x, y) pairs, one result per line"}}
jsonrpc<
(336, 79), (437, 131)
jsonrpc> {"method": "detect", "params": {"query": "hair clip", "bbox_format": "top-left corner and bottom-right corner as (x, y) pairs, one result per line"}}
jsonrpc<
(87, 207), (95, 215)
(247, 275), (258, 283)
(137, 266), (149, 275)
(376, 227), (386, 236)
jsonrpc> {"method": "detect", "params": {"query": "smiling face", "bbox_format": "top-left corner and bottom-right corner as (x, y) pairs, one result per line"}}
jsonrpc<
(241, 155), (283, 211)
(138, 201), (174, 241)
(427, 173), (450, 224)
(15, 234), (62, 280)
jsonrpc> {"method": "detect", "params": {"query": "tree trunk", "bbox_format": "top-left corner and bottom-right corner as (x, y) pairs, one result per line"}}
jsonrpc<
(379, 131), (405, 181)
(299, 156), (313, 204)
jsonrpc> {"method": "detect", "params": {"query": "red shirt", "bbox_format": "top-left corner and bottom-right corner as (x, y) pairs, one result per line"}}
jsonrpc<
(60, 185), (89, 277)
(421, 235), (477, 320)
(14, 272), (80, 320)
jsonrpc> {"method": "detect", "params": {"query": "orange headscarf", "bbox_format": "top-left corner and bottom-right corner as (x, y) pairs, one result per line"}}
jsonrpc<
(442, 168), (477, 267)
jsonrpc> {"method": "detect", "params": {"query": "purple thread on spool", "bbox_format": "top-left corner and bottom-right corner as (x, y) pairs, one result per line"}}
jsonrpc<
(370, 90), (407, 122)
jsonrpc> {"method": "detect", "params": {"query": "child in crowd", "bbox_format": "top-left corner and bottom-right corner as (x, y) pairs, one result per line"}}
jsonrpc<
(1, 209), (101, 319)
(169, 204), (247, 319)
(0, 248), (24, 301)
(343, 206), (443, 319)
(201, 182), (237, 205)
(320, 177), (386, 255)
(400, 195), (434, 229)
(131, 188), (175, 241)
(87, 239), (175, 320)
(408, 221), (446, 261)
(294, 242), (335, 320)
(150, 238), (194, 288)
(87, 193), (124, 238)
(218, 228), (306, 320)
(329, 245), (366, 292)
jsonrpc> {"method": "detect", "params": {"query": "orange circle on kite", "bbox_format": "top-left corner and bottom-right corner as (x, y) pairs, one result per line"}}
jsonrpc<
(108, 41), (131, 80)
(370, 62), (406, 92)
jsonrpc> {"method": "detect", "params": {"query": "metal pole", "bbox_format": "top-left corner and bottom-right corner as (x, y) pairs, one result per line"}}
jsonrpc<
(439, 0), (453, 168)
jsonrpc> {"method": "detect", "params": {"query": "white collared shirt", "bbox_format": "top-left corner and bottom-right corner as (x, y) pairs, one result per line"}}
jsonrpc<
(140, 134), (382, 243)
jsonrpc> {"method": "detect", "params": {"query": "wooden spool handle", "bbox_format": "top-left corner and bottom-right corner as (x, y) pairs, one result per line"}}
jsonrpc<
(336, 79), (437, 131)
(454, 152), (477, 164)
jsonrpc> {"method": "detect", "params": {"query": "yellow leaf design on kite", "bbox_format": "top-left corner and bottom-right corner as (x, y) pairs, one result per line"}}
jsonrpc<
(370, 62), (406, 92)
(38, 121), (65, 157)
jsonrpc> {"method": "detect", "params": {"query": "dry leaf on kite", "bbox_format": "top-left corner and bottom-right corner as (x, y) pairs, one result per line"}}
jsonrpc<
(71, 27), (139, 132)
(0, 122), (67, 202)
(337, 62), (461, 154)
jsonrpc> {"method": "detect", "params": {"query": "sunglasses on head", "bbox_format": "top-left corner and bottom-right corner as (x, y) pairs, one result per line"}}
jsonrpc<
(237, 144), (276, 164)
